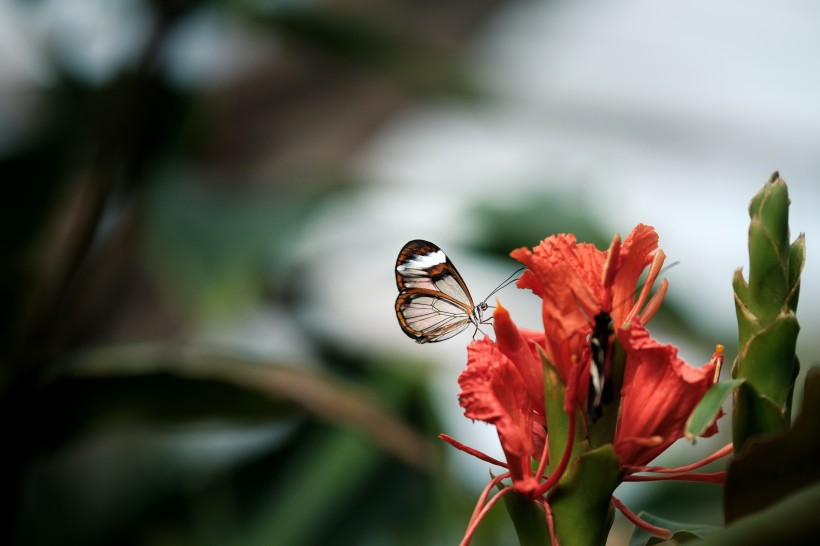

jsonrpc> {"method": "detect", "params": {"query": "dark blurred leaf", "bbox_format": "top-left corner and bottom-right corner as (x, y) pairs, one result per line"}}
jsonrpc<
(31, 372), (297, 452)
(724, 367), (820, 523)
(143, 177), (308, 319)
(697, 481), (820, 545)
(628, 512), (720, 546)
(471, 194), (613, 259)
(245, 6), (480, 97)
(59, 345), (437, 470)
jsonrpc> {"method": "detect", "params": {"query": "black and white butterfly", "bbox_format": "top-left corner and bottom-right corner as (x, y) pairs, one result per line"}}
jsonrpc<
(394, 240), (520, 344)
(585, 261), (679, 421)
(587, 311), (614, 421)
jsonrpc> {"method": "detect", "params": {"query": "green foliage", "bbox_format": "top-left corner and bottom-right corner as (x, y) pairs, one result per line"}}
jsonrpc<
(697, 481), (820, 545)
(685, 379), (744, 440)
(548, 445), (621, 546)
(731, 173), (804, 453)
(540, 347), (586, 469)
(501, 489), (551, 546)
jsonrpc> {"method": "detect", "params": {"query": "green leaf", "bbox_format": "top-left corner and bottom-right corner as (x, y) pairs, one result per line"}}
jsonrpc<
(628, 512), (721, 546)
(548, 445), (622, 546)
(725, 367), (820, 523)
(731, 269), (756, 350)
(55, 345), (437, 470)
(502, 489), (550, 546)
(786, 234), (806, 311)
(736, 312), (799, 410)
(685, 379), (745, 439)
(731, 381), (785, 453)
(746, 173), (791, 319)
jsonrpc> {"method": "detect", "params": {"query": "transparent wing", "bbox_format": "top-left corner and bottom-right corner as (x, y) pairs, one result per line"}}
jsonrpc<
(395, 240), (474, 307)
(395, 289), (473, 344)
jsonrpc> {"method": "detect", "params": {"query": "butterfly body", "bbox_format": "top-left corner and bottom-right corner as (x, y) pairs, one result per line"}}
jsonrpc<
(394, 240), (486, 344)
(587, 310), (614, 421)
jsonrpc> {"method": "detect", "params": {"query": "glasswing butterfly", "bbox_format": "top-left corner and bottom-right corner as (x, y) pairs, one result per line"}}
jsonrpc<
(394, 240), (520, 344)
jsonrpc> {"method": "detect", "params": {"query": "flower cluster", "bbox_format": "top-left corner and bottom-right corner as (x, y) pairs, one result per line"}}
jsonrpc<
(442, 225), (729, 545)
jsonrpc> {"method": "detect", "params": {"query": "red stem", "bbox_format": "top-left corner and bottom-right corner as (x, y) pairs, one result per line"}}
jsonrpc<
(623, 471), (727, 484)
(467, 472), (510, 529)
(611, 496), (672, 538)
(534, 405), (577, 496)
(624, 443), (733, 474)
(439, 434), (509, 468)
(459, 486), (514, 546)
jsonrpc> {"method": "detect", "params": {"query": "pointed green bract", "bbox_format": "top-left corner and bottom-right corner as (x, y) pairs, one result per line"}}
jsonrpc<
(732, 173), (803, 454)
(539, 347), (586, 473)
(501, 488), (550, 546)
(537, 348), (621, 546)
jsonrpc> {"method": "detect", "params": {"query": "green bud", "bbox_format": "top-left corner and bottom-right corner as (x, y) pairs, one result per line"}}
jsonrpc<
(732, 172), (804, 454)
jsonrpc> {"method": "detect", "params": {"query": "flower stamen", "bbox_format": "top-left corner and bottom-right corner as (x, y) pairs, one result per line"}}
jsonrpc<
(615, 435), (664, 449)
(712, 344), (724, 382)
(601, 234), (622, 304)
(534, 430), (551, 483)
(638, 278), (668, 325)
(626, 249), (666, 324)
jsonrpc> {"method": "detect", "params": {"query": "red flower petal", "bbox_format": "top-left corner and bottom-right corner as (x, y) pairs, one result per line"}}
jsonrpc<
(611, 225), (659, 326)
(494, 304), (545, 412)
(615, 323), (720, 467)
(511, 235), (603, 382)
(458, 339), (537, 487)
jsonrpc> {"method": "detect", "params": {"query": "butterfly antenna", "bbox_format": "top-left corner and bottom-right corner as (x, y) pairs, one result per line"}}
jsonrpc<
(482, 267), (525, 304)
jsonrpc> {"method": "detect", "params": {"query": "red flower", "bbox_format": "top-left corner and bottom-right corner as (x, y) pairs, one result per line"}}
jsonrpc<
(454, 304), (545, 495)
(442, 304), (573, 546)
(615, 322), (723, 467)
(443, 226), (731, 544)
(510, 224), (667, 411)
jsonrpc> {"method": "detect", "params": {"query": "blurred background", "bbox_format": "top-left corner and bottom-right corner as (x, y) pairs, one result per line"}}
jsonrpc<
(2, 0), (818, 545)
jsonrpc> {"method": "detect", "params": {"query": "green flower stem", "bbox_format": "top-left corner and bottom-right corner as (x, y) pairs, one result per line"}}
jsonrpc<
(533, 349), (621, 545)
(548, 445), (621, 546)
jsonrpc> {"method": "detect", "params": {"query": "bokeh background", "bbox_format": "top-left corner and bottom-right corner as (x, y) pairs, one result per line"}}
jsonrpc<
(2, 1), (818, 545)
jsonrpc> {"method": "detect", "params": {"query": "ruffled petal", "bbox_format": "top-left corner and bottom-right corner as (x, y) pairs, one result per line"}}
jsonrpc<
(511, 236), (604, 381)
(614, 323), (720, 467)
(494, 303), (544, 410)
(458, 339), (536, 486)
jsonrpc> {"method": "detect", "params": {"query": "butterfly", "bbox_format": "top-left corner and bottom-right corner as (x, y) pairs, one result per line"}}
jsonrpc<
(394, 240), (520, 344)
(587, 311), (614, 421)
